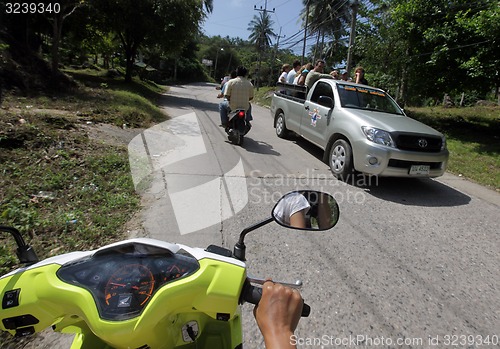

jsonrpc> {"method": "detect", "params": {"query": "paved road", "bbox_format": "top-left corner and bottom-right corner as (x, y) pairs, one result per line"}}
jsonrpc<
(135, 83), (500, 348)
(19, 82), (500, 348)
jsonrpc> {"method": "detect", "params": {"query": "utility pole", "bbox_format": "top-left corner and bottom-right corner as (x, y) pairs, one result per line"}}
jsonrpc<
(346, 0), (359, 74)
(254, 0), (275, 89)
(254, 0), (275, 13)
(302, 0), (309, 65)
(213, 47), (224, 80)
(271, 27), (285, 85)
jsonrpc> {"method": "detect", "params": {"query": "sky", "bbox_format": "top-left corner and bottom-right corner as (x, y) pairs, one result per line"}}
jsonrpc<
(201, 0), (310, 55)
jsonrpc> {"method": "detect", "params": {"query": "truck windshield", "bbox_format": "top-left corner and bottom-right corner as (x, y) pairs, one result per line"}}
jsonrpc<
(337, 84), (404, 115)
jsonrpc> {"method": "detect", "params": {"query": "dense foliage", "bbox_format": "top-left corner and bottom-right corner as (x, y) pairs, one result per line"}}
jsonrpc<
(0, 0), (211, 87)
(0, 0), (498, 106)
(355, 0), (500, 106)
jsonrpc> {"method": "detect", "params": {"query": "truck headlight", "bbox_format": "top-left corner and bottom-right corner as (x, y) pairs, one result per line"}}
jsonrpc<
(441, 136), (447, 151)
(362, 126), (395, 148)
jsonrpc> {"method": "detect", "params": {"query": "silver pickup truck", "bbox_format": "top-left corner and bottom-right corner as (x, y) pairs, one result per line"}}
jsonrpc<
(271, 80), (449, 179)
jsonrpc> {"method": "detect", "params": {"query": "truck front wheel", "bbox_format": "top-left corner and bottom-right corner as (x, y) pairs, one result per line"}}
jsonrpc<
(329, 139), (354, 180)
(275, 112), (289, 138)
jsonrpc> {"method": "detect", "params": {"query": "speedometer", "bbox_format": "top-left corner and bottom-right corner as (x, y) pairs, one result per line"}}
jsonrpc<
(104, 264), (155, 311)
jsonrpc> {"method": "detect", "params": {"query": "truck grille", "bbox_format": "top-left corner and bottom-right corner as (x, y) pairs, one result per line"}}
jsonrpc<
(392, 132), (443, 152)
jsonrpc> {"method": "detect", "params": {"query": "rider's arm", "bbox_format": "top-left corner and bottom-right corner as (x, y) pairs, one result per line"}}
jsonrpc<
(254, 281), (303, 349)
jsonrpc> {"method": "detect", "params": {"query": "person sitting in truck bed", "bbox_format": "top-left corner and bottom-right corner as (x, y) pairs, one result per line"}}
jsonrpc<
(286, 60), (302, 84)
(278, 64), (291, 84)
(304, 59), (334, 91)
(290, 63), (313, 99)
(294, 63), (313, 86)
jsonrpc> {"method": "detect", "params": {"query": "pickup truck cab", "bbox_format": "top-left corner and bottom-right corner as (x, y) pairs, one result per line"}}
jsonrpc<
(271, 80), (449, 179)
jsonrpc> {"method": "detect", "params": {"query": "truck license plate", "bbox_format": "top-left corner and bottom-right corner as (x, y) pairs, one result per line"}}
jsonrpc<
(409, 165), (430, 175)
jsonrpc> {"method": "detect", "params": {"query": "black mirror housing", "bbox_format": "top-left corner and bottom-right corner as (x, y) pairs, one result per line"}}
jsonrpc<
(318, 96), (334, 108)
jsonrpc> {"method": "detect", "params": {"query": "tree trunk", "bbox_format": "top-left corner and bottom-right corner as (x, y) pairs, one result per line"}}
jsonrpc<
(119, 32), (136, 83)
(174, 57), (178, 81)
(125, 51), (134, 82)
(313, 32), (320, 62)
(51, 14), (63, 74)
(320, 31), (325, 60)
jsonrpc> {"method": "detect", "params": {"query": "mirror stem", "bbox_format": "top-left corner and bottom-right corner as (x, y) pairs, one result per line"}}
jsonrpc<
(0, 225), (39, 265)
(234, 217), (274, 261)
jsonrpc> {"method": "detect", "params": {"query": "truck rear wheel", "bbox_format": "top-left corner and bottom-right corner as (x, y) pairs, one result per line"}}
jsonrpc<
(329, 139), (354, 180)
(275, 112), (289, 138)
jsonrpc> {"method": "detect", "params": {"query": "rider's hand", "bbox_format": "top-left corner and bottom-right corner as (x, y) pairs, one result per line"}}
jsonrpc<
(254, 280), (303, 348)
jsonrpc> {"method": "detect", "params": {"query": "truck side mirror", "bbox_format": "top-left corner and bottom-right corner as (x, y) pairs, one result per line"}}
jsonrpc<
(318, 96), (334, 109)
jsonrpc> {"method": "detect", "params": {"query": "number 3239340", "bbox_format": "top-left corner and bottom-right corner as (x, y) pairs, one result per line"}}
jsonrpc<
(441, 335), (499, 346)
(5, 3), (61, 14)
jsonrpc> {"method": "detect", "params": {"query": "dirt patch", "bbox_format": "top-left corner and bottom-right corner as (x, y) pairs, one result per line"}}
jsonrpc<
(82, 122), (144, 148)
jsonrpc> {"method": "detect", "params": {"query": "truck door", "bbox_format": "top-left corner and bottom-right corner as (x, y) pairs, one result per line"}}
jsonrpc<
(301, 81), (335, 148)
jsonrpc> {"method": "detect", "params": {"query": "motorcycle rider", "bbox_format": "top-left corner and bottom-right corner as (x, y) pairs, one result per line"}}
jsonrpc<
(255, 280), (303, 349)
(219, 65), (254, 130)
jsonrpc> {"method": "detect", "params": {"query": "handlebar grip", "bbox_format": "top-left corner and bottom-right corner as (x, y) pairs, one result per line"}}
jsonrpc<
(242, 284), (310, 317)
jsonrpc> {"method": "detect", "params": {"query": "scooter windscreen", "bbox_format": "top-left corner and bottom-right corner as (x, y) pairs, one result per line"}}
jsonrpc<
(57, 242), (199, 321)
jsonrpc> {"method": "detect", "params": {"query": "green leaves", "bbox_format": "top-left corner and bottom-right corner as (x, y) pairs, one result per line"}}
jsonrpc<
(356, 0), (499, 105)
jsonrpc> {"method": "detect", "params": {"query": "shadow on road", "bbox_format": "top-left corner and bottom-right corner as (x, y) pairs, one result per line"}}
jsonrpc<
(293, 136), (324, 160)
(361, 177), (471, 207)
(158, 83), (220, 114)
(240, 137), (281, 156)
(288, 137), (471, 207)
(158, 94), (219, 114)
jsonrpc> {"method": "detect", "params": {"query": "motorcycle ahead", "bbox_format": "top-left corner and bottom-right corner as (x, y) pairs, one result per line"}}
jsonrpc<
(0, 190), (340, 349)
(226, 109), (251, 146)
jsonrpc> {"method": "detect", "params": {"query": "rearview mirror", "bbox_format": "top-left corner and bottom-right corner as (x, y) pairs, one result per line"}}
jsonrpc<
(272, 191), (339, 230)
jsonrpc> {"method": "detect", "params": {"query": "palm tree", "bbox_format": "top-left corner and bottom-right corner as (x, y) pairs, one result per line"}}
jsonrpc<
(301, 0), (351, 63)
(248, 11), (276, 87)
(203, 0), (213, 14)
(248, 11), (276, 51)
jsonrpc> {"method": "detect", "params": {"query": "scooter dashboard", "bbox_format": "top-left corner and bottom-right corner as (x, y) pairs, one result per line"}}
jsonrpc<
(57, 242), (199, 320)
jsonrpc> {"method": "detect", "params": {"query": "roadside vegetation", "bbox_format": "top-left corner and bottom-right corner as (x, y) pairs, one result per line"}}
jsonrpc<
(254, 86), (500, 191)
(406, 106), (499, 190)
(0, 70), (168, 276)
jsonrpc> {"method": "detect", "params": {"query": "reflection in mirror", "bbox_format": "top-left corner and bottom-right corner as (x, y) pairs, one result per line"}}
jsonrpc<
(272, 191), (340, 231)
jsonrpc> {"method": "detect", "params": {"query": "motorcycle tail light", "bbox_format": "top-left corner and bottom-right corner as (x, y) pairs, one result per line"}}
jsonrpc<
(237, 111), (245, 118)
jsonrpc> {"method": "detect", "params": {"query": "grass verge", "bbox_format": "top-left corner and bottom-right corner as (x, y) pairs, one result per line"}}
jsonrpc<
(0, 70), (168, 275)
(406, 107), (499, 190)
